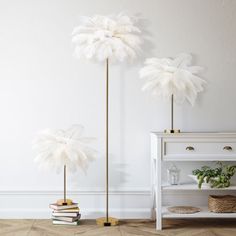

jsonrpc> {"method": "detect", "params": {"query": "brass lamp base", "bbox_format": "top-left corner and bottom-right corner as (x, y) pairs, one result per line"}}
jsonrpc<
(96, 217), (119, 226)
(56, 199), (73, 206)
(164, 129), (180, 134)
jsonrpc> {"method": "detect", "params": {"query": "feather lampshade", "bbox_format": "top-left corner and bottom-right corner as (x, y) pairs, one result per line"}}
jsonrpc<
(72, 13), (141, 62)
(33, 125), (95, 205)
(72, 13), (142, 226)
(140, 53), (206, 132)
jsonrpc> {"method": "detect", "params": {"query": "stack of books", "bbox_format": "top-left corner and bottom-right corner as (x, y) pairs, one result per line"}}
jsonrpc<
(49, 202), (81, 225)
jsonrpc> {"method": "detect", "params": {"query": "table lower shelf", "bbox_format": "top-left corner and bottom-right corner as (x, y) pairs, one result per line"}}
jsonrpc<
(162, 206), (236, 218)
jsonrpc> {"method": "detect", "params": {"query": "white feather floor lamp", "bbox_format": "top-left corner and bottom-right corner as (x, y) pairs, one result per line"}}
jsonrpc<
(72, 13), (142, 226)
(33, 125), (95, 206)
(140, 53), (206, 133)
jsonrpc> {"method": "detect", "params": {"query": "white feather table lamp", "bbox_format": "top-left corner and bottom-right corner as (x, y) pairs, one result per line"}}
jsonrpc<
(72, 13), (142, 226)
(140, 53), (206, 133)
(33, 125), (95, 205)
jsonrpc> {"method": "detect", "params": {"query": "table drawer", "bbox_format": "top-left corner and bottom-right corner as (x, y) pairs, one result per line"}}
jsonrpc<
(162, 138), (236, 161)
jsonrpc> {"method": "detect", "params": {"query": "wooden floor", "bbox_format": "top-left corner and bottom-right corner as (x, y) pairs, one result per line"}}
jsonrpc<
(0, 219), (236, 236)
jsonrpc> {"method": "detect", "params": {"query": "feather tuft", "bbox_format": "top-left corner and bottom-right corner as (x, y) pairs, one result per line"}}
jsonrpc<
(32, 125), (96, 173)
(139, 53), (206, 106)
(72, 13), (142, 62)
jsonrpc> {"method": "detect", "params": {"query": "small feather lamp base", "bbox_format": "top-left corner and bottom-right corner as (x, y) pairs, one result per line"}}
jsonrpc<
(164, 129), (180, 134)
(96, 217), (119, 226)
(56, 199), (73, 206)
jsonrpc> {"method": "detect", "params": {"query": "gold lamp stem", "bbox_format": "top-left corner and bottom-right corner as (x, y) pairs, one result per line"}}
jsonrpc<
(105, 58), (109, 223)
(56, 165), (73, 206)
(64, 165), (67, 205)
(164, 94), (180, 133)
(171, 94), (174, 130)
(96, 58), (118, 226)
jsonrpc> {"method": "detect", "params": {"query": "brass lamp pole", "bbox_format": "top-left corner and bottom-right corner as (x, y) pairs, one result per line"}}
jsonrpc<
(63, 165), (67, 205)
(56, 165), (73, 206)
(164, 94), (180, 133)
(105, 58), (109, 224)
(96, 58), (118, 226)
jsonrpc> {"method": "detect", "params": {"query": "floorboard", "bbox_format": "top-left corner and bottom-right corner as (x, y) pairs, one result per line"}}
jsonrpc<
(0, 219), (235, 236)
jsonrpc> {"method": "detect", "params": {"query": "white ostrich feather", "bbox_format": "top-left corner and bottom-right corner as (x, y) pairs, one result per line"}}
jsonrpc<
(139, 53), (206, 106)
(33, 125), (96, 173)
(72, 13), (142, 62)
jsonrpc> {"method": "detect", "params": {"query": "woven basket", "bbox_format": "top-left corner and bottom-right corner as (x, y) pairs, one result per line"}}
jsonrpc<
(208, 195), (236, 213)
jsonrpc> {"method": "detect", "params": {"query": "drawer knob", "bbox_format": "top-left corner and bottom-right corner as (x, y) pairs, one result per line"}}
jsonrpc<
(223, 146), (232, 151)
(186, 146), (194, 151)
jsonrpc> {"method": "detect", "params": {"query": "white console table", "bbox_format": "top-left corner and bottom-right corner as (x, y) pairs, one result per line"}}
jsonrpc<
(151, 132), (236, 230)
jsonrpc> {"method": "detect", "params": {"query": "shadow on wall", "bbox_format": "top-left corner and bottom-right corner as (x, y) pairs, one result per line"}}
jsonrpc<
(70, 155), (130, 189)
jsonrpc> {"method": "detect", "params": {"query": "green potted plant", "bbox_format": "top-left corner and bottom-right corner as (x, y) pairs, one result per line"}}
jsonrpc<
(190, 162), (236, 189)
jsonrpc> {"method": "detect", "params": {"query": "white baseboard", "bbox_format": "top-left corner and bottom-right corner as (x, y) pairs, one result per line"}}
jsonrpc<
(0, 208), (151, 219)
(0, 189), (152, 219)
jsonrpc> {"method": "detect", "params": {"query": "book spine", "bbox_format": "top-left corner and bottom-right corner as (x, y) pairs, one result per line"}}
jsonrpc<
(52, 220), (79, 225)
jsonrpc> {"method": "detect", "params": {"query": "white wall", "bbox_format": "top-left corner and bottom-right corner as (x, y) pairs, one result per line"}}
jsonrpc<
(0, 0), (236, 218)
